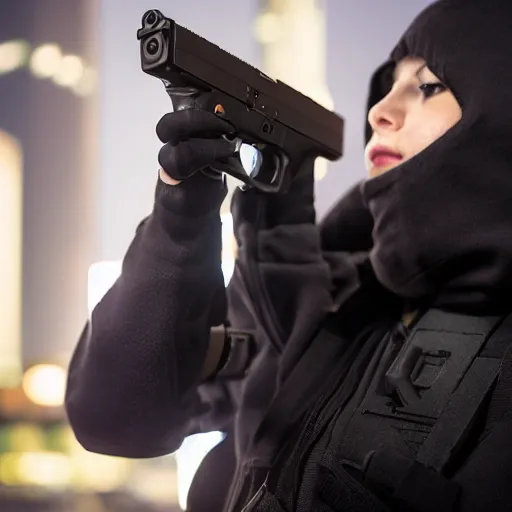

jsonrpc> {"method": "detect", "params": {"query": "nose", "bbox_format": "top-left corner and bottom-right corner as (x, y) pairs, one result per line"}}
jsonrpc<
(367, 93), (405, 134)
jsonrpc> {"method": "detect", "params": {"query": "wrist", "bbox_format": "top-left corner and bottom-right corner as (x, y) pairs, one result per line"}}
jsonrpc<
(155, 169), (227, 217)
(266, 164), (316, 227)
(159, 168), (181, 186)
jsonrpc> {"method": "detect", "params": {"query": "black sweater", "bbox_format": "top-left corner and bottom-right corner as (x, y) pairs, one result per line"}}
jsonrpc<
(65, 171), (336, 460)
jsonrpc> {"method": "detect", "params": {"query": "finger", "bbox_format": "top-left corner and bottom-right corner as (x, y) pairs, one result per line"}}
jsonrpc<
(156, 109), (235, 145)
(158, 137), (237, 180)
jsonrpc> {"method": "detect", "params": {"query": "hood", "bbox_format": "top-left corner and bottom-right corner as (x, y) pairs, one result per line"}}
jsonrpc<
(354, 0), (512, 314)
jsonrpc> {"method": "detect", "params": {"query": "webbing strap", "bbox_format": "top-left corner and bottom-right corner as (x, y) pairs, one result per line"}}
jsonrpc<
(249, 306), (512, 511)
(247, 276), (398, 468)
(416, 310), (512, 472)
(416, 356), (501, 470)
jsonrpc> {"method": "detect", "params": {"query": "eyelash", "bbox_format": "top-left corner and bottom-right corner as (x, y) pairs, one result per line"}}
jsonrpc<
(419, 82), (447, 99)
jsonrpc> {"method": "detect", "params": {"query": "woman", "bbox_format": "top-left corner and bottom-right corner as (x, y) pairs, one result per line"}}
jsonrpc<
(66, 0), (512, 510)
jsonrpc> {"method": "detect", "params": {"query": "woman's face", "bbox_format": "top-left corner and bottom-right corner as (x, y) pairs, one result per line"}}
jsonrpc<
(365, 57), (462, 179)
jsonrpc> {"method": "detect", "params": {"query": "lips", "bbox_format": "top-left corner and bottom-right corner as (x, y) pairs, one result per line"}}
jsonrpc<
(369, 145), (403, 168)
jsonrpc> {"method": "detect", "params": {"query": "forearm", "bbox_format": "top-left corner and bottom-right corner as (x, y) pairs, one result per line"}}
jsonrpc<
(66, 173), (227, 457)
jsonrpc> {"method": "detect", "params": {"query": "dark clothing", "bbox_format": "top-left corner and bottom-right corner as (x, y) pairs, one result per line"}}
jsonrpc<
(65, 168), (337, 456)
(65, 172), (512, 512)
(66, 0), (512, 510)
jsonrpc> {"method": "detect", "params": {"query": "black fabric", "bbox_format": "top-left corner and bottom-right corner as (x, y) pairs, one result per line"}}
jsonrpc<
(360, 0), (512, 314)
(156, 108), (237, 181)
(66, 171), (229, 458)
(278, 321), (394, 512)
(365, 448), (460, 512)
(245, 313), (351, 468)
(186, 430), (236, 512)
(319, 181), (374, 253)
(254, 308), (510, 512)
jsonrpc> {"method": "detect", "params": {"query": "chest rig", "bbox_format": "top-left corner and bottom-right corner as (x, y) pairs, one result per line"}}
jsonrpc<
(337, 308), (508, 471)
(236, 307), (512, 512)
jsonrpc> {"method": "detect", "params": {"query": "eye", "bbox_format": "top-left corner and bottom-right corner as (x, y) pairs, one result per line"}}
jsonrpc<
(419, 82), (447, 99)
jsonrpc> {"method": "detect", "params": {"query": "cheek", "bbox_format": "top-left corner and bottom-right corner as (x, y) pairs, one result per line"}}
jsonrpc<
(410, 98), (462, 156)
(404, 114), (459, 158)
(422, 122), (450, 150)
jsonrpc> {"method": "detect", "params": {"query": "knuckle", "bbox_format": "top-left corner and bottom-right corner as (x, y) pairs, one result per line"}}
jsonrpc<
(156, 113), (174, 142)
(159, 143), (193, 179)
(158, 145), (174, 173)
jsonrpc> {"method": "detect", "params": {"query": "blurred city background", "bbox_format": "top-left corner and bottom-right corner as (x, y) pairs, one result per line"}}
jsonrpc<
(0, 0), (433, 510)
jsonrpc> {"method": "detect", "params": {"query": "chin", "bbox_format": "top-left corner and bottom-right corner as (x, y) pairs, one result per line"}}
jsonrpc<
(368, 160), (407, 179)
(368, 165), (394, 179)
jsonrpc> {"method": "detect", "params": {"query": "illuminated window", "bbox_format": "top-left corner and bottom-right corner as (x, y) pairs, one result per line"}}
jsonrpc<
(0, 130), (23, 388)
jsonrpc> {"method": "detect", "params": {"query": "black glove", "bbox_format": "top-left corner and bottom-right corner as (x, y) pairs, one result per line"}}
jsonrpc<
(230, 155), (317, 239)
(157, 108), (316, 229)
(266, 156), (316, 226)
(156, 108), (238, 181)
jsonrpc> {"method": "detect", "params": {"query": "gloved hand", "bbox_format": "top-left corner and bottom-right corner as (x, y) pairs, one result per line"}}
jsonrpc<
(156, 108), (238, 182)
(230, 155), (317, 238)
(157, 107), (317, 230)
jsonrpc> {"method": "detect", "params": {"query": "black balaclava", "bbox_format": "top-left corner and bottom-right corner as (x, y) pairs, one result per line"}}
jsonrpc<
(357, 0), (512, 314)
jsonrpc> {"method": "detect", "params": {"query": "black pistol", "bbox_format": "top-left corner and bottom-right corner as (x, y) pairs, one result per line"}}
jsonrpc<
(137, 9), (344, 193)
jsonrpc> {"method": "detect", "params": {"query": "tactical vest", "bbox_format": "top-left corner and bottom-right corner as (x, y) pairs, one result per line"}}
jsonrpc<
(229, 307), (512, 512)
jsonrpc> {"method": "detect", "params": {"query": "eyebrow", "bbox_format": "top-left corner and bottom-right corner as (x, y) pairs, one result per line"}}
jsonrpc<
(393, 62), (428, 82)
(414, 63), (428, 78)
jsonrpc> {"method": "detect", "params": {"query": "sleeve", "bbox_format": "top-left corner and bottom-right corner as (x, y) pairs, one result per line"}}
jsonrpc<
(65, 166), (336, 459)
(227, 173), (335, 382)
(65, 172), (232, 458)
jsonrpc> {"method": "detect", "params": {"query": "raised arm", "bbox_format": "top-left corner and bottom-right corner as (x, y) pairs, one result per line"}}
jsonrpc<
(65, 110), (238, 458)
